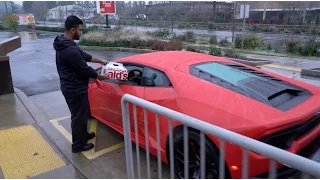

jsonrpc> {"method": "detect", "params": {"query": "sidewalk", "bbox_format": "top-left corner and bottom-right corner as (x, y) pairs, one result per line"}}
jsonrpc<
(0, 88), (160, 179)
(0, 88), (86, 179)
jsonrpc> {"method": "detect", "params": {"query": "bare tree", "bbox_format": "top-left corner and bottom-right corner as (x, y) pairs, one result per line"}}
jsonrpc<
(75, 1), (96, 22)
(32, 1), (48, 25)
(282, 1), (305, 24)
(57, 6), (66, 25)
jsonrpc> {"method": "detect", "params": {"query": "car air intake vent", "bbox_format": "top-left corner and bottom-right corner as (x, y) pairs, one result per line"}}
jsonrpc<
(224, 63), (283, 82)
(293, 114), (320, 139)
(269, 92), (294, 107)
(260, 114), (320, 149)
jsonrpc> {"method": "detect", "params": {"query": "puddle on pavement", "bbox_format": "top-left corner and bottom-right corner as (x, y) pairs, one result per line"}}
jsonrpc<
(17, 31), (38, 41)
(1, 31), (60, 42)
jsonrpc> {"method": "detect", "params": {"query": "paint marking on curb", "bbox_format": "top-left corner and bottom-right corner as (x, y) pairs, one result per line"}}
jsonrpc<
(49, 117), (123, 160)
(261, 64), (302, 72)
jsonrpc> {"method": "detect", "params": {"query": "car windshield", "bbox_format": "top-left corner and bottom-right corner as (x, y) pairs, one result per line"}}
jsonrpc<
(195, 62), (260, 86)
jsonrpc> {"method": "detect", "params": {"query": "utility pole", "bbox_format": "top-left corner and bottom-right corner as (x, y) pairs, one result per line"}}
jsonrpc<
(241, 3), (246, 50)
(263, 1), (267, 22)
(170, 1), (173, 34)
(4, 1), (8, 13)
(232, 1), (236, 44)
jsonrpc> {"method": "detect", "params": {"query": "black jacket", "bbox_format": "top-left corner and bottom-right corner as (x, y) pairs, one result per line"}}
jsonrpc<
(53, 34), (98, 98)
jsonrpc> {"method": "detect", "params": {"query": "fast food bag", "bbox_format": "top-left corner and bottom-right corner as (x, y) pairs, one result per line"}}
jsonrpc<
(101, 62), (128, 80)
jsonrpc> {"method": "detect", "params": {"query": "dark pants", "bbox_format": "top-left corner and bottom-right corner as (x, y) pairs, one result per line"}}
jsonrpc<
(64, 92), (90, 149)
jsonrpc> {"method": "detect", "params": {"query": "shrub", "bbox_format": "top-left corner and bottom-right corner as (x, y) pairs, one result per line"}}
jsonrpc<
(273, 45), (285, 53)
(128, 39), (146, 48)
(207, 22), (215, 29)
(0, 24), (4, 30)
(223, 48), (246, 59)
(243, 35), (261, 49)
(316, 16), (320, 25)
(284, 39), (301, 54)
(262, 26), (278, 33)
(3, 14), (19, 31)
(248, 24), (259, 32)
(301, 44), (314, 56)
(167, 38), (183, 50)
(83, 31), (106, 42)
(219, 38), (231, 47)
(267, 44), (272, 51)
(209, 47), (222, 56)
(185, 46), (202, 52)
(176, 31), (197, 43)
(151, 40), (168, 51)
(209, 35), (217, 44)
(235, 35), (261, 50)
(300, 39), (320, 56)
(147, 29), (170, 38)
(185, 31), (195, 40)
(177, 23), (187, 29)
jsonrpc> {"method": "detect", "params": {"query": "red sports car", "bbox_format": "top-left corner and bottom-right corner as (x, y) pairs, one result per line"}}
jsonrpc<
(88, 51), (320, 178)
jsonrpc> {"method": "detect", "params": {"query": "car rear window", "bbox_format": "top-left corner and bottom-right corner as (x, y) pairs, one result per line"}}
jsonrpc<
(195, 62), (258, 86)
(190, 62), (312, 112)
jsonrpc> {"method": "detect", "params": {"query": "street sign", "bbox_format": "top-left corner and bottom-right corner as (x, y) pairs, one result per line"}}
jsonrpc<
(240, 4), (249, 19)
(96, 1), (116, 15)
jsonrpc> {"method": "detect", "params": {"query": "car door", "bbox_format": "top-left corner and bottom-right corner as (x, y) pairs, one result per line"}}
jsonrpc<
(91, 64), (146, 131)
(88, 67), (115, 124)
(141, 67), (177, 148)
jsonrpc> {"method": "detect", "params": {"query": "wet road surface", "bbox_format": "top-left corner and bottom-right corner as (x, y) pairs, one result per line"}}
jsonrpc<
(6, 31), (139, 96)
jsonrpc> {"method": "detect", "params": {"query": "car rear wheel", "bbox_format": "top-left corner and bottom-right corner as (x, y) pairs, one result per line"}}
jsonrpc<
(172, 130), (228, 179)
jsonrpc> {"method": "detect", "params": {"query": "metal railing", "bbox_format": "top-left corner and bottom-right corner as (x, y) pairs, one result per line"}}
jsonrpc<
(121, 94), (320, 179)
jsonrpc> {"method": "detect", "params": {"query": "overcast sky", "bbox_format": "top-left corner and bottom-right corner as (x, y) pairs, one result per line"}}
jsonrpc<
(15, 1), (23, 5)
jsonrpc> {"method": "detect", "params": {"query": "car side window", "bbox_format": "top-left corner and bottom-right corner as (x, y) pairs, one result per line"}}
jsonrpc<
(125, 65), (144, 86)
(97, 64), (144, 86)
(143, 67), (172, 87)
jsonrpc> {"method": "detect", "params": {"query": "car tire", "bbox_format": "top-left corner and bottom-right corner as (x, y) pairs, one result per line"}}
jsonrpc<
(168, 128), (231, 179)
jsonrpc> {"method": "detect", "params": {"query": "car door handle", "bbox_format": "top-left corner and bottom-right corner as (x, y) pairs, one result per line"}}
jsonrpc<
(95, 80), (103, 88)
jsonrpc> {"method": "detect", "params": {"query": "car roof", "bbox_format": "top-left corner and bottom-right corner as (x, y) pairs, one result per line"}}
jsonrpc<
(116, 51), (230, 71)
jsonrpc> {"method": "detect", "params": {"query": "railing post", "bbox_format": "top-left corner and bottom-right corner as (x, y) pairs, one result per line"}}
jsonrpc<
(121, 97), (134, 178)
(0, 36), (21, 95)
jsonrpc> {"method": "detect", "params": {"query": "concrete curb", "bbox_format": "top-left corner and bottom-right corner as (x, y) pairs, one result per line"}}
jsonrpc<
(14, 87), (48, 123)
(79, 45), (157, 53)
(301, 69), (320, 78)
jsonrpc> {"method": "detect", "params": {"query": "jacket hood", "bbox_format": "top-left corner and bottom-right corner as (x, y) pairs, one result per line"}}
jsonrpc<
(53, 34), (76, 51)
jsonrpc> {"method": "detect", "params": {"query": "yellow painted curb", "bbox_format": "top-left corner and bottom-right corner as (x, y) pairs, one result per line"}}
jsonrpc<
(261, 64), (302, 72)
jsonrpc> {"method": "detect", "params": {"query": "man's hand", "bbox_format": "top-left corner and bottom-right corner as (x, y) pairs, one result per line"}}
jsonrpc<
(100, 60), (108, 65)
(97, 74), (108, 80)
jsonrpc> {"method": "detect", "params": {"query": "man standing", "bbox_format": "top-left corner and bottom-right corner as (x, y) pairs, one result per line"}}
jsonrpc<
(53, 15), (108, 153)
